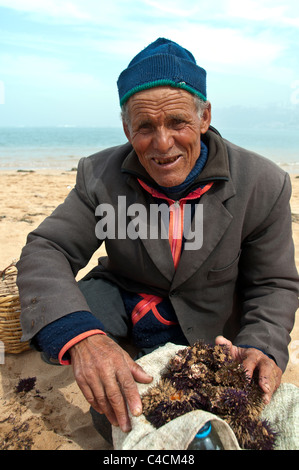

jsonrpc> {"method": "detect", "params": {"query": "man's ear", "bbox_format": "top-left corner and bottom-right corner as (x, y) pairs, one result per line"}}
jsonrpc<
(200, 102), (212, 134)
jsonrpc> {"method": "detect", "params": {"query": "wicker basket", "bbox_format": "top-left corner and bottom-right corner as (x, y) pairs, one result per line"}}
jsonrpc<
(0, 263), (30, 354)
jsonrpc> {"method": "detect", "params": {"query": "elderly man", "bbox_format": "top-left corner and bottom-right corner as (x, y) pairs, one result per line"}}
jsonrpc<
(17, 38), (298, 443)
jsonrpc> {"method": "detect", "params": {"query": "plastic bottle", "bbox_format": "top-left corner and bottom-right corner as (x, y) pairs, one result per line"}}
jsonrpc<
(187, 421), (224, 450)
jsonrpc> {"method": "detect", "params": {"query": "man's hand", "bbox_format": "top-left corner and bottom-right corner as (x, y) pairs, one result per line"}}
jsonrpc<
(215, 336), (282, 404)
(69, 334), (153, 432)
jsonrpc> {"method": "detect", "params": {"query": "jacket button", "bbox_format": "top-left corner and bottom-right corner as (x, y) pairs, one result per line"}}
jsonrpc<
(170, 290), (179, 298)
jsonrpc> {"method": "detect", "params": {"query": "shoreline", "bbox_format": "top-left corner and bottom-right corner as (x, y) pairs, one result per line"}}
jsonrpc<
(1, 158), (299, 174)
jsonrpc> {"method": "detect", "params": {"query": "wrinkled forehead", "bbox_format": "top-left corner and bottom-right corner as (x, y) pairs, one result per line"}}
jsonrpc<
(126, 86), (197, 120)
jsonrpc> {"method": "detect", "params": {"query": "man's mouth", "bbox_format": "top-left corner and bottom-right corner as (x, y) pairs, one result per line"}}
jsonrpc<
(152, 155), (180, 165)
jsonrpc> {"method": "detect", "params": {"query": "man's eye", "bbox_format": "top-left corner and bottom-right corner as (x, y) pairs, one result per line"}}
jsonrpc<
(172, 120), (186, 129)
(138, 123), (152, 132)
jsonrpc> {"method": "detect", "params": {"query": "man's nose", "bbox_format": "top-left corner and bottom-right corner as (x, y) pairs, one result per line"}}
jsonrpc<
(153, 127), (174, 153)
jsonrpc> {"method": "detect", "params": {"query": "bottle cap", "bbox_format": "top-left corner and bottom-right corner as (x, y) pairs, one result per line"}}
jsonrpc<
(195, 421), (212, 439)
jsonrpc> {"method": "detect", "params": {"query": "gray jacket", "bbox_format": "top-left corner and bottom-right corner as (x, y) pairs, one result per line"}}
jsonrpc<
(17, 129), (299, 371)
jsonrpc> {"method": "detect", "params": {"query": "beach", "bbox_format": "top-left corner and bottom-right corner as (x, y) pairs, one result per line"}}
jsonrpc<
(0, 168), (298, 450)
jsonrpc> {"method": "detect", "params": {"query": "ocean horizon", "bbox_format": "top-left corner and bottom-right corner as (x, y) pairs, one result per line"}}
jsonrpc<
(1, 125), (299, 173)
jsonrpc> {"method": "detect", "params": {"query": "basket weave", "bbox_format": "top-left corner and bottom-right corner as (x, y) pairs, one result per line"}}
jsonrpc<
(0, 263), (30, 354)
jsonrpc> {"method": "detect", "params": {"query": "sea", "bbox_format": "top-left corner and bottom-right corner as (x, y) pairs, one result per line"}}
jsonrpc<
(0, 126), (299, 173)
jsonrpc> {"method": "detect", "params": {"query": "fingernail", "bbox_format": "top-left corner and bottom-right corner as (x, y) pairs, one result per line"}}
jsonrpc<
(133, 406), (142, 416)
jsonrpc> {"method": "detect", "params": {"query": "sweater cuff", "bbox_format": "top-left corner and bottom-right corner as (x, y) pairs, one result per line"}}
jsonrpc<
(58, 329), (106, 365)
(35, 311), (106, 363)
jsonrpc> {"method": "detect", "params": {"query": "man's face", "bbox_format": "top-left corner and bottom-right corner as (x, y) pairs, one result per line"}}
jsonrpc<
(123, 87), (211, 187)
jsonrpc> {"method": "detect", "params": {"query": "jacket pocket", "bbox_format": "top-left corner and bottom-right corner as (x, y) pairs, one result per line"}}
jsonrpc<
(207, 251), (241, 282)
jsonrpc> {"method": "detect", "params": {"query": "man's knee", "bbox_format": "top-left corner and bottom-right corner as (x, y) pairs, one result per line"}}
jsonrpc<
(78, 277), (130, 340)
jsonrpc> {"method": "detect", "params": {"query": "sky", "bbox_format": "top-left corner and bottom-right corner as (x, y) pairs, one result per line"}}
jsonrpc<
(0, 0), (299, 128)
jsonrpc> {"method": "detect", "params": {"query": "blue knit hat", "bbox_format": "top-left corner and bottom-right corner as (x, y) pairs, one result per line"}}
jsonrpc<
(117, 38), (207, 106)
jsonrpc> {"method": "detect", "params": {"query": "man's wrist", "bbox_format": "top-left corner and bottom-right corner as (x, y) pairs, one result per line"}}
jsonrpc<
(59, 329), (107, 365)
(35, 310), (106, 361)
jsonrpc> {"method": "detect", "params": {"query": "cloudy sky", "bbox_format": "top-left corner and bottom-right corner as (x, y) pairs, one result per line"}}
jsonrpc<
(0, 0), (299, 127)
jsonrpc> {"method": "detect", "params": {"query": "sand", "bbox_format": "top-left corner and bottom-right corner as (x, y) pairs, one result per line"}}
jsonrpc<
(0, 169), (298, 450)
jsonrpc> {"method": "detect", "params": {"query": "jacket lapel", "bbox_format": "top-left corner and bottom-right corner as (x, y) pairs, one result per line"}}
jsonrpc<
(123, 173), (176, 283)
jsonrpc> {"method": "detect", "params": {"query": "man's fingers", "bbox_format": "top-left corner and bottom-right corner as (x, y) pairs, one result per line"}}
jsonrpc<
(215, 335), (243, 362)
(129, 360), (153, 384)
(90, 382), (120, 428)
(241, 352), (259, 381)
(215, 335), (232, 347)
(235, 348), (282, 404)
(70, 335), (153, 432)
(215, 336), (282, 404)
(244, 354), (281, 404)
(117, 367), (144, 418)
(104, 376), (132, 431)
(74, 366), (120, 426)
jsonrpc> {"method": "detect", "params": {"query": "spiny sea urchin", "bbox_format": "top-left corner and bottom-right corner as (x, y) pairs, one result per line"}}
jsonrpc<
(141, 342), (277, 450)
(15, 377), (37, 393)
